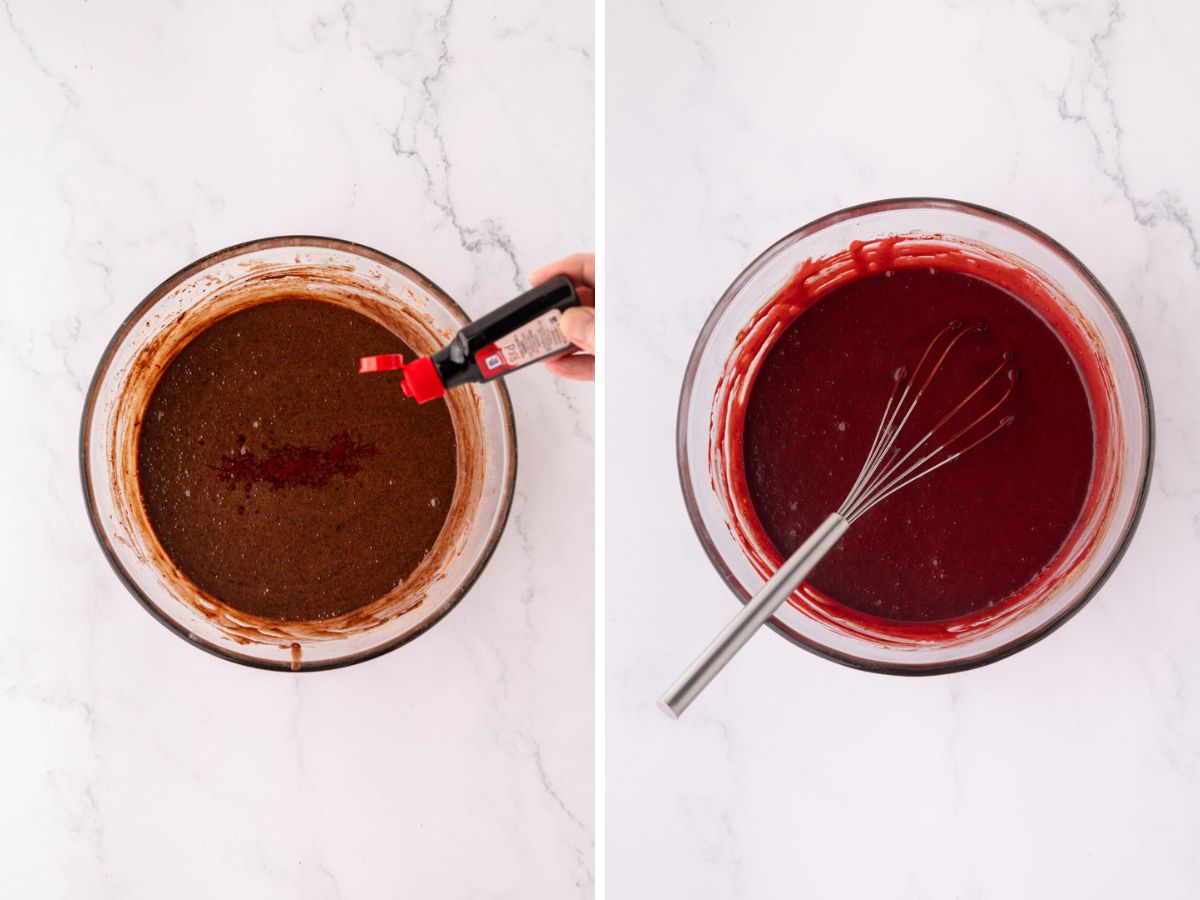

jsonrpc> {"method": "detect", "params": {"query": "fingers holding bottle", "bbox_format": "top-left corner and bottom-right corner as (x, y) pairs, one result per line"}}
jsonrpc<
(534, 252), (596, 382)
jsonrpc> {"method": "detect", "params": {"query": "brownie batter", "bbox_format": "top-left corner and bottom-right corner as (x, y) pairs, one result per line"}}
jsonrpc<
(740, 267), (1095, 623)
(137, 299), (458, 621)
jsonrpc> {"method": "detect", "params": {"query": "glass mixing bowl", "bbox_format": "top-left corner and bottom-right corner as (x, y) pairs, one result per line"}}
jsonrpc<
(81, 236), (517, 671)
(678, 198), (1153, 674)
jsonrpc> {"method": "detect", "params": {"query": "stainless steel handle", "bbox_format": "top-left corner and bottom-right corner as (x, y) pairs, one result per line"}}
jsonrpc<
(659, 512), (849, 718)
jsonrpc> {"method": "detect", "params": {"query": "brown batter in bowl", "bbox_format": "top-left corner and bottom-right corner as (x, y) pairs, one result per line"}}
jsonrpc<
(137, 299), (459, 622)
(81, 237), (517, 671)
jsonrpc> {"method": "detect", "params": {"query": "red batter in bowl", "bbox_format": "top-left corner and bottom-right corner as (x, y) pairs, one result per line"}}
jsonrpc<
(735, 241), (1097, 624)
(685, 201), (1151, 672)
(700, 232), (1142, 672)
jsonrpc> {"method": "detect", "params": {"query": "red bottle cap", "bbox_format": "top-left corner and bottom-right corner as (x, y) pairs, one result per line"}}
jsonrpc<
(396, 356), (445, 403)
(358, 354), (446, 404)
(358, 354), (406, 374)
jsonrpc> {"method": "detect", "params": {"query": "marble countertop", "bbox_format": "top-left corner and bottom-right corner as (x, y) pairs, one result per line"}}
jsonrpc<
(1, 1), (593, 897)
(607, 0), (1200, 897)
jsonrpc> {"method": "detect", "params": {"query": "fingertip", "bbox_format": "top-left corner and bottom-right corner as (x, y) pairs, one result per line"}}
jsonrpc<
(560, 306), (596, 353)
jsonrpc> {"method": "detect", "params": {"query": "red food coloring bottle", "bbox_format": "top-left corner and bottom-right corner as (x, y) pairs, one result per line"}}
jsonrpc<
(359, 275), (580, 403)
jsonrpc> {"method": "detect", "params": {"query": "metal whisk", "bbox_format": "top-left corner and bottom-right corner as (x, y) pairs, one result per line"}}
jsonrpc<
(660, 321), (1018, 718)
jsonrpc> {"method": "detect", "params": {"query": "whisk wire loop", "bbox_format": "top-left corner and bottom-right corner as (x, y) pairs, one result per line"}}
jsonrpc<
(838, 321), (1016, 524)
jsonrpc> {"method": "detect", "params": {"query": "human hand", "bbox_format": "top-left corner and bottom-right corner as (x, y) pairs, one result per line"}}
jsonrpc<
(529, 252), (595, 381)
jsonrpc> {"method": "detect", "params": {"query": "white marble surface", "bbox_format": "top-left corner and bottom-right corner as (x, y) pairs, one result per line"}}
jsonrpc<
(607, 0), (1200, 897)
(0, 1), (593, 896)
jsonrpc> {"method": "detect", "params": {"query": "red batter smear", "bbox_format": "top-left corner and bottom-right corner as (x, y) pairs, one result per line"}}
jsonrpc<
(716, 237), (1107, 629)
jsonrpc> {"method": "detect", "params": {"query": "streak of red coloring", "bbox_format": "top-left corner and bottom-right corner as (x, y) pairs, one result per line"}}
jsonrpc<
(215, 432), (380, 492)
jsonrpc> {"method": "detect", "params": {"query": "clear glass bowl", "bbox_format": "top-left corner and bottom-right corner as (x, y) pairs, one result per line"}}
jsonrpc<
(678, 198), (1154, 674)
(81, 236), (517, 671)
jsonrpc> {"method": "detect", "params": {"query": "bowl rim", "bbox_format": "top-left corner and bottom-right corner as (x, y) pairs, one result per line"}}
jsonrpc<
(79, 234), (518, 672)
(676, 196), (1156, 675)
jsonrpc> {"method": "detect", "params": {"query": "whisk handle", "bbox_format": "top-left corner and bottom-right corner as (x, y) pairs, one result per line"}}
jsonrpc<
(659, 512), (849, 718)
